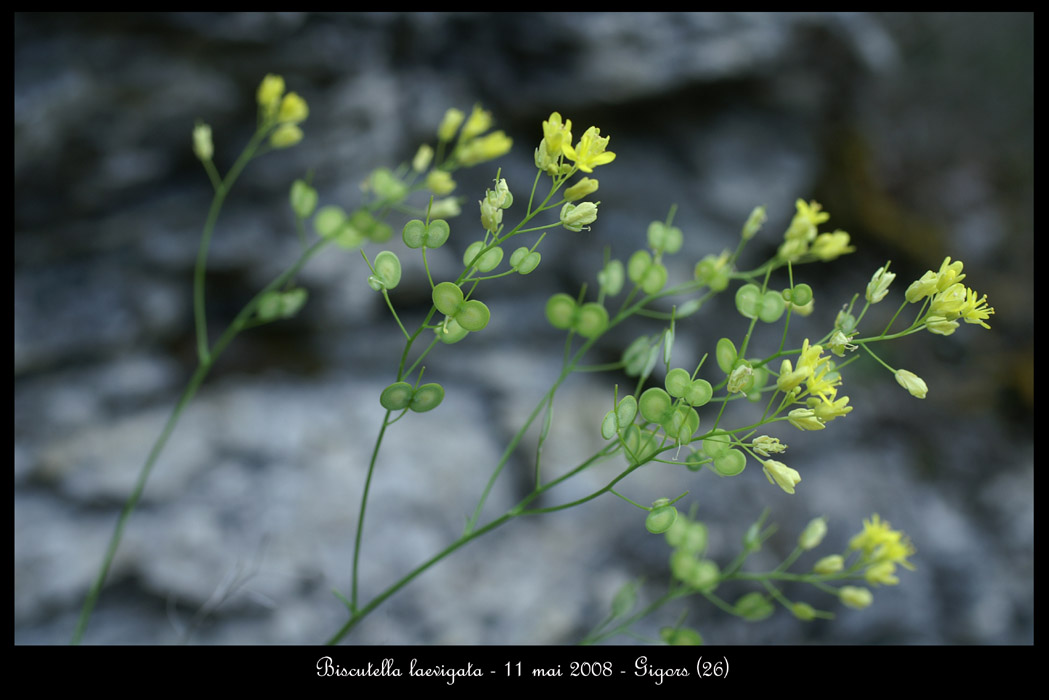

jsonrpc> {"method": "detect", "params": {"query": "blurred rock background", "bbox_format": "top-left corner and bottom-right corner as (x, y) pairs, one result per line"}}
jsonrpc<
(15, 12), (1032, 645)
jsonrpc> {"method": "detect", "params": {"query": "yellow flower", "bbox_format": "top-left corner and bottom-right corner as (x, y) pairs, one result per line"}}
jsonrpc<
(564, 126), (616, 173)
(784, 199), (829, 242)
(563, 177), (599, 201)
(848, 514), (916, 571)
(425, 170), (456, 196)
(457, 131), (513, 166)
(461, 104), (493, 141)
(257, 74), (285, 114)
(959, 287), (994, 329)
(810, 230), (855, 261)
(437, 108), (465, 142)
(541, 112), (573, 160)
(895, 369), (927, 399)
(269, 123), (303, 149)
(763, 459), (801, 494)
(277, 92), (309, 125)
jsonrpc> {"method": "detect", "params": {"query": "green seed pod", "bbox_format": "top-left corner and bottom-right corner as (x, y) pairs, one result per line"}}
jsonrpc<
(645, 504), (678, 534)
(600, 410), (619, 440)
(627, 249), (653, 284)
(379, 381), (415, 411)
(314, 205), (347, 239)
(464, 241), (503, 272)
(669, 548), (699, 583)
(575, 302), (609, 338)
(679, 521), (708, 554)
(759, 290), (786, 323)
(791, 283), (813, 306)
(715, 338), (737, 374)
(735, 283), (763, 319)
(623, 335), (660, 377)
(409, 383), (444, 412)
(455, 300), (490, 331)
(684, 378), (713, 407)
(370, 251), (402, 291)
(665, 368), (693, 398)
(639, 387), (673, 424)
(701, 430), (733, 458)
(435, 317), (469, 344)
(289, 179), (318, 219)
(684, 449), (707, 472)
(640, 263), (668, 295)
(622, 425), (660, 465)
(597, 259), (625, 296)
(660, 627), (703, 646)
(279, 288), (308, 318)
(712, 448), (747, 476)
(664, 513), (690, 547)
(647, 221), (683, 254)
(610, 581), (638, 618)
(509, 246), (541, 274)
(687, 559), (720, 592)
(432, 282), (465, 317)
(545, 293), (577, 330)
(616, 395), (638, 426)
(735, 592), (774, 621)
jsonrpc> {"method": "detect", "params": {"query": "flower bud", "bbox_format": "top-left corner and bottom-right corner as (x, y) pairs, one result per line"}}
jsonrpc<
(427, 197), (461, 219)
(560, 202), (599, 232)
(762, 459), (801, 494)
(564, 177), (599, 201)
(277, 92), (309, 125)
(839, 586), (873, 610)
(437, 108), (465, 142)
(866, 264), (896, 304)
(791, 602), (817, 621)
(741, 205), (766, 240)
(457, 131), (512, 166)
(461, 104), (493, 140)
(192, 122), (213, 162)
(412, 144), (434, 172)
(269, 123), (303, 149)
(257, 73), (285, 114)
(426, 170), (456, 196)
(788, 408), (825, 431)
(813, 554), (844, 574)
(895, 369), (928, 399)
(798, 517), (828, 550)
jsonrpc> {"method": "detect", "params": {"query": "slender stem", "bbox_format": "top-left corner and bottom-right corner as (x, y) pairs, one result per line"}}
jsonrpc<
(351, 412), (391, 611)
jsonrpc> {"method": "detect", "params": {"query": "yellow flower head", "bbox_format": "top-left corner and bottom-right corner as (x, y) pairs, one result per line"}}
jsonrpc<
(457, 131), (513, 166)
(542, 112), (573, 160)
(959, 287), (995, 329)
(848, 514), (916, 571)
(564, 126), (616, 173)
(461, 104), (493, 141)
(810, 230), (855, 261)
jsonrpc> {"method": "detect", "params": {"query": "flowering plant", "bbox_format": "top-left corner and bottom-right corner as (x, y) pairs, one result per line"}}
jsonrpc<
(73, 75), (993, 645)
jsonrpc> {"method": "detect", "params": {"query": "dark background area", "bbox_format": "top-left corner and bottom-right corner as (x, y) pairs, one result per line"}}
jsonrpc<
(15, 13), (1032, 645)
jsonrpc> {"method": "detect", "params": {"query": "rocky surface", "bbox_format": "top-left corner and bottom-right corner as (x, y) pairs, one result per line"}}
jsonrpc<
(15, 12), (1032, 645)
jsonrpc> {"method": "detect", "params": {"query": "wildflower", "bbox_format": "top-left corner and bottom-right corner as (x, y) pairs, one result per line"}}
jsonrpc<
(564, 177), (599, 201)
(848, 514), (916, 571)
(805, 360), (841, 404)
(277, 92), (309, 125)
(786, 199), (829, 240)
(412, 144), (434, 172)
(839, 586), (873, 610)
(810, 230), (855, 261)
(864, 560), (900, 586)
(812, 395), (852, 423)
(486, 178), (513, 210)
(905, 270), (939, 303)
(799, 517), (828, 550)
(727, 364), (753, 394)
(958, 287), (995, 329)
(192, 122), (213, 162)
(929, 282), (968, 317)
(763, 459), (801, 494)
(457, 131), (513, 166)
(269, 123), (303, 149)
(425, 170), (456, 196)
(866, 264), (896, 304)
(461, 104), (493, 141)
(906, 257), (966, 303)
(564, 126), (616, 173)
(828, 329), (857, 357)
(924, 315), (959, 336)
(437, 108), (465, 142)
(480, 197), (503, 232)
(560, 202), (599, 232)
(751, 435), (786, 457)
(257, 74), (285, 116)
(895, 369), (928, 399)
(814, 554), (844, 574)
(788, 408), (825, 431)
(541, 112), (573, 160)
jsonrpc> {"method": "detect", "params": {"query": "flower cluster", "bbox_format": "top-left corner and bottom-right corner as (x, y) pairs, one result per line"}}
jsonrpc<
(848, 514), (916, 586)
(906, 257), (995, 335)
(439, 105), (513, 166)
(257, 73), (309, 148)
(778, 199), (854, 262)
(777, 339), (852, 428)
